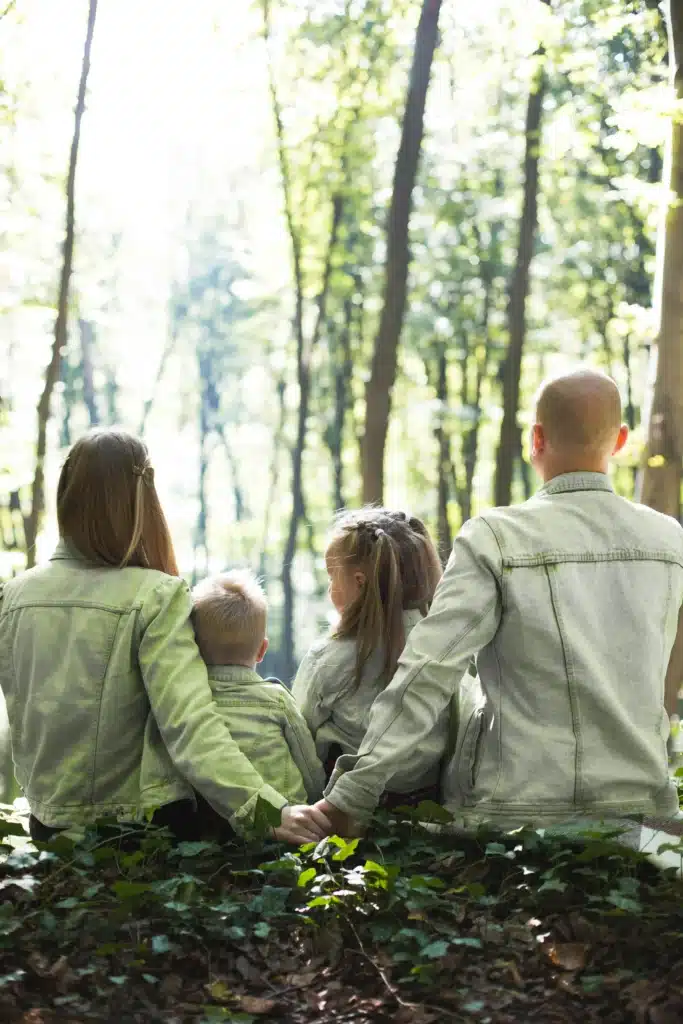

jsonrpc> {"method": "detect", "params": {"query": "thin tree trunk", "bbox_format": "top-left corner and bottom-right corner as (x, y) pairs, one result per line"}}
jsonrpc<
(433, 348), (452, 562)
(639, 0), (683, 520)
(79, 318), (99, 427)
(259, 376), (286, 579)
(361, 0), (443, 504)
(280, 196), (342, 677)
(494, 9), (549, 508)
(328, 297), (354, 512)
(639, 0), (683, 718)
(104, 365), (119, 424)
(59, 357), (76, 449)
(24, 0), (98, 568)
(192, 397), (210, 587)
(215, 421), (247, 523)
(139, 329), (177, 437)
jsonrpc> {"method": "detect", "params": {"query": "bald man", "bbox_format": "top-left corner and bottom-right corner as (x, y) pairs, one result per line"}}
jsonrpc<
(309, 369), (683, 835)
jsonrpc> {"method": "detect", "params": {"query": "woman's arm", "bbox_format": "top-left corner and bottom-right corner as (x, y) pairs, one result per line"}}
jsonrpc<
(138, 577), (329, 841)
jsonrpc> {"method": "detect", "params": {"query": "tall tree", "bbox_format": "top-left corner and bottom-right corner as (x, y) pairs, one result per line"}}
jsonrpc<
(361, 0), (443, 504)
(23, 0), (98, 568)
(639, 0), (683, 717)
(494, 0), (550, 508)
(640, 0), (683, 519)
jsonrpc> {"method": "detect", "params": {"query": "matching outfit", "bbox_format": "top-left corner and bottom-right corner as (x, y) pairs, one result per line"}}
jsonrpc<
(4, 473), (683, 835)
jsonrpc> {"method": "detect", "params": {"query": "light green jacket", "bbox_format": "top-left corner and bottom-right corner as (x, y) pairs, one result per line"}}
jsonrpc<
(202, 666), (324, 805)
(327, 473), (683, 827)
(292, 609), (450, 793)
(0, 541), (288, 832)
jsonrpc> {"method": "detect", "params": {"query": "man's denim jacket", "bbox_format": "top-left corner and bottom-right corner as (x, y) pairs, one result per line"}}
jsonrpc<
(0, 542), (288, 832)
(326, 473), (683, 827)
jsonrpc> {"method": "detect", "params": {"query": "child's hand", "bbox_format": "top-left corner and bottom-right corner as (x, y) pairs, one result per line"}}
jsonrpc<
(273, 804), (333, 844)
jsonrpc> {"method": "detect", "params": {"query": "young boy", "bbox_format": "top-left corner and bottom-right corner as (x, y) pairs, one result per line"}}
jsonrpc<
(191, 571), (324, 818)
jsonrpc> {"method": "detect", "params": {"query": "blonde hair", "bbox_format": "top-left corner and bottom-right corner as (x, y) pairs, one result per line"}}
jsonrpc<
(57, 428), (178, 575)
(192, 570), (267, 666)
(327, 507), (442, 687)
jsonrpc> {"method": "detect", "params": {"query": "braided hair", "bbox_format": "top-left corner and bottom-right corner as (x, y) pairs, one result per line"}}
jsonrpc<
(326, 507), (442, 687)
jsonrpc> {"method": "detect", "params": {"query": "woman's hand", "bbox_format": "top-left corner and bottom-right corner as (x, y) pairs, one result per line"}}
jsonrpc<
(272, 804), (333, 844)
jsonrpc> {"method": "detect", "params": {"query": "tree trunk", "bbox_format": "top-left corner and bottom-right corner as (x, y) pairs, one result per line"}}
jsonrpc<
(79, 318), (99, 427)
(494, 15), (549, 508)
(640, 1), (683, 519)
(433, 348), (452, 562)
(139, 329), (177, 437)
(259, 376), (286, 580)
(59, 356), (76, 449)
(23, 0), (98, 568)
(361, 0), (443, 504)
(215, 421), (246, 523)
(639, 0), (683, 717)
(328, 297), (354, 512)
(192, 396), (210, 587)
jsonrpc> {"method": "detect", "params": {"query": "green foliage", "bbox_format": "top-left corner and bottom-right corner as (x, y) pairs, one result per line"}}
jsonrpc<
(0, 806), (679, 1018)
(0, 807), (680, 1019)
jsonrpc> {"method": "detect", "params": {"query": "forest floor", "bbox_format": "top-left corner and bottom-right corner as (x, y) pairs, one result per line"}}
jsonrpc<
(0, 803), (682, 1024)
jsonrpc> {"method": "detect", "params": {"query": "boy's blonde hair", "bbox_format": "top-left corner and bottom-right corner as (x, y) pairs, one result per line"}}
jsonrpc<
(191, 570), (267, 666)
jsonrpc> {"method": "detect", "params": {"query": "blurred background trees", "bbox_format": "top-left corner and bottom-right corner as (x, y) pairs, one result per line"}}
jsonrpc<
(0, 0), (679, 729)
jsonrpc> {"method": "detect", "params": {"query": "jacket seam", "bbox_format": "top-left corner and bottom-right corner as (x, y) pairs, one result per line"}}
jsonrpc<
(502, 551), (683, 568)
(89, 612), (125, 802)
(1, 599), (145, 614)
(544, 564), (582, 805)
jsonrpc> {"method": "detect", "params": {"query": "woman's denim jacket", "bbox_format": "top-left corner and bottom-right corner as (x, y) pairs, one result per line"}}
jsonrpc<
(0, 542), (287, 832)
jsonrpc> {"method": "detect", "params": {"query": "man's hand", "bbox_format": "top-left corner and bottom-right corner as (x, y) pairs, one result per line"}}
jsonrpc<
(313, 798), (357, 838)
(272, 804), (333, 845)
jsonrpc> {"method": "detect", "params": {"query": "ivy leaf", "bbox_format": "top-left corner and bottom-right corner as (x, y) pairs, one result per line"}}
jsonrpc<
(420, 940), (450, 959)
(297, 867), (317, 887)
(151, 934), (171, 954)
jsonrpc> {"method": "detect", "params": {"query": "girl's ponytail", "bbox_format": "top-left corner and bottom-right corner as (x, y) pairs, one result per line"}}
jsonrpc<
(353, 529), (405, 685)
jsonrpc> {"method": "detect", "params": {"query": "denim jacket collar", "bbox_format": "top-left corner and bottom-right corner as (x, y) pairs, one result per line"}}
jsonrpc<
(538, 471), (614, 497)
(50, 538), (86, 562)
(207, 665), (263, 685)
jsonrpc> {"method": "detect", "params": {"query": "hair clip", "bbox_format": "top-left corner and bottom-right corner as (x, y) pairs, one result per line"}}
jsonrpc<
(132, 464), (154, 482)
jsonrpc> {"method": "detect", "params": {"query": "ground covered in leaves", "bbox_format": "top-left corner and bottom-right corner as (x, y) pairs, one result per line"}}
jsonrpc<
(0, 804), (682, 1024)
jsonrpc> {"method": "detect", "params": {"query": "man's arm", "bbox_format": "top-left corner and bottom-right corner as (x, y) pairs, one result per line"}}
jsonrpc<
(319, 517), (504, 824)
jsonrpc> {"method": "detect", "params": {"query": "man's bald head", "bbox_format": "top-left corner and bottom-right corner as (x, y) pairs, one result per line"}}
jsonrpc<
(535, 369), (622, 455)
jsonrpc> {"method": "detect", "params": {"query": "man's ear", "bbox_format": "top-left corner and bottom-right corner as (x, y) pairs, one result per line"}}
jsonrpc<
(256, 637), (269, 664)
(530, 423), (545, 459)
(613, 424), (629, 455)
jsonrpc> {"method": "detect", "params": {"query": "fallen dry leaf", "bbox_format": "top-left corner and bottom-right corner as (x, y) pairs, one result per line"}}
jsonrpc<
(285, 971), (317, 988)
(239, 995), (277, 1014)
(547, 943), (588, 971)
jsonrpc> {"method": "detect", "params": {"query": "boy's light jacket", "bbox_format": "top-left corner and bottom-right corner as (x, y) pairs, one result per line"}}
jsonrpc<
(204, 666), (324, 805)
(0, 541), (288, 832)
(327, 473), (683, 827)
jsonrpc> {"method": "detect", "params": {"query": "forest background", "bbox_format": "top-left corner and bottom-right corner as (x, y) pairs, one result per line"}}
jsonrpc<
(0, 0), (679, 719)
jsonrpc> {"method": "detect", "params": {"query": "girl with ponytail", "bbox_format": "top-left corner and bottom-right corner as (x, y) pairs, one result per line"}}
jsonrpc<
(292, 507), (449, 803)
(0, 428), (329, 846)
